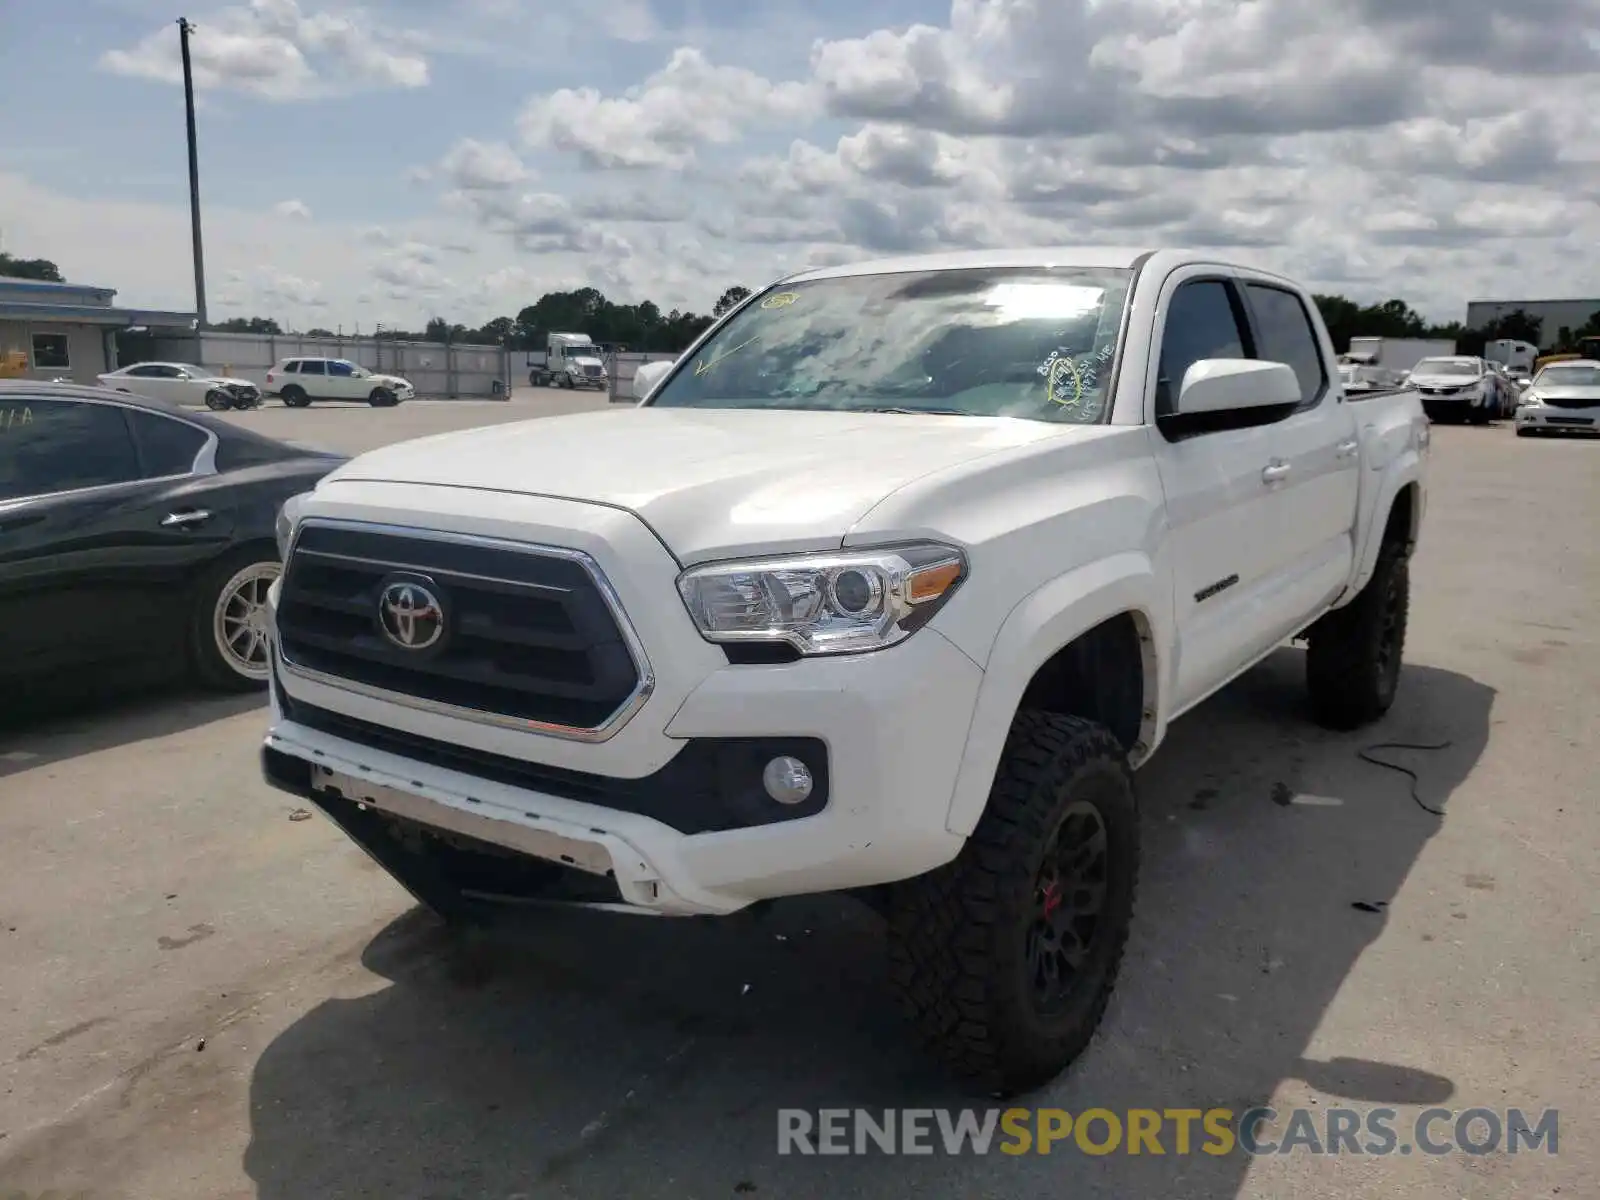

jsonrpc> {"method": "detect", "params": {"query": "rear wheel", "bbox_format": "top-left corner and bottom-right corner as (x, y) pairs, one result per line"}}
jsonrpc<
(280, 385), (310, 408)
(188, 549), (280, 691)
(887, 711), (1139, 1096)
(1306, 550), (1409, 729)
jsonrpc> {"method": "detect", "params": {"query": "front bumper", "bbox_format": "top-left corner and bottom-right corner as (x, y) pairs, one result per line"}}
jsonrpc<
(260, 486), (979, 916)
(1516, 404), (1600, 433)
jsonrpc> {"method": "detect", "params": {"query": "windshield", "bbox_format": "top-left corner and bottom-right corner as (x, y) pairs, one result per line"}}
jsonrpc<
(1414, 358), (1477, 377)
(647, 266), (1134, 424)
(565, 346), (596, 359)
(1535, 364), (1600, 387)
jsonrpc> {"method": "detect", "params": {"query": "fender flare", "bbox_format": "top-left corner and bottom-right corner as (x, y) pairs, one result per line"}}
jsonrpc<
(943, 552), (1167, 837)
(1346, 453), (1423, 599)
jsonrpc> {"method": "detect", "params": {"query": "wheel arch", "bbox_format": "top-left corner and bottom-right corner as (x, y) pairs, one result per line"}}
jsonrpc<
(1346, 471), (1423, 600)
(944, 553), (1167, 838)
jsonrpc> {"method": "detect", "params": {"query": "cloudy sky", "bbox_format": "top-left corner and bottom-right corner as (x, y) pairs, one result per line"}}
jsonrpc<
(2, 0), (1597, 330)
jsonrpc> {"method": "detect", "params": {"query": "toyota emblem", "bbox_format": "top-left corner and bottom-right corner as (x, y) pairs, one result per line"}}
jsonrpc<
(377, 578), (445, 651)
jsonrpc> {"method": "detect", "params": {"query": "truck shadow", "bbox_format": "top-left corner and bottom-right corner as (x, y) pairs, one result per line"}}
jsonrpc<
(241, 650), (1491, 1199)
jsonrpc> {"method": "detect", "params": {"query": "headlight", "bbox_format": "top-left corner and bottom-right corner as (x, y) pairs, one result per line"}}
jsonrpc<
(1522, 392), (1544, 407)
(275, 492), (311, 560)
(676, 543), (967, 656)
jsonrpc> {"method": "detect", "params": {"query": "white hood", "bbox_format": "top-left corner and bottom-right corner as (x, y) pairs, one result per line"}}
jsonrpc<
(321, 406), (1072, 562)
(204, 375), (256, 388)
(1411, 373), (1481, 389)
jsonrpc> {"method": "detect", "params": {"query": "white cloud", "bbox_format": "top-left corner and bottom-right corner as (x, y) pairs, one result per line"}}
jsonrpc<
(517, 47), (818, 169)
(100, 0), (429, 100)
(273, 198), (313, 219)
(437, 139), (531, 190)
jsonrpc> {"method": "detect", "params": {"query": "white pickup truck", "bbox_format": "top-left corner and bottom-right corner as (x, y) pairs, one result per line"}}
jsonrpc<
(263, 248), (1429, 1096)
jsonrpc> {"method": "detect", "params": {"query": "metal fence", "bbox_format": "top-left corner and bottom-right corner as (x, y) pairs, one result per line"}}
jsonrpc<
(599, 351), (680, 402)
(143, 331), (514, 399)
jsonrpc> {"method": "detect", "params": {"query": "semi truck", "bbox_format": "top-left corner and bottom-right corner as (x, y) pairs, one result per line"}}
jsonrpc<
(527, 332), (608, 390)
(1344, 337), (1457, 375)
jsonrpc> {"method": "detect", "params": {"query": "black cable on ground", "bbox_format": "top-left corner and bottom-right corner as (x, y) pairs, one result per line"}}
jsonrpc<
(1357, 740), (1453, 816)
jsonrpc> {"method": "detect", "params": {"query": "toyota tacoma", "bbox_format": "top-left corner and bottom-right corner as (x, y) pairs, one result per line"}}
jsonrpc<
(262, 248), (1429, 1095)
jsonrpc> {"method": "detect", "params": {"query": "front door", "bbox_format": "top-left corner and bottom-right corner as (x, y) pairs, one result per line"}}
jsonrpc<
(1145, 273), (1290, 714)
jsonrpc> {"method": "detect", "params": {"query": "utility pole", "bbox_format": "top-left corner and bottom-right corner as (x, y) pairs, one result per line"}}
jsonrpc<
(178, 17), (208, 328)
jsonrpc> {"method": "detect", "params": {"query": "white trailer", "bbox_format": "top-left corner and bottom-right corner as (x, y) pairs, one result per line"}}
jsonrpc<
(1483, 339), (1537, 375)
(1345, 337), (1457, 375)
(527, 332), (608, 389)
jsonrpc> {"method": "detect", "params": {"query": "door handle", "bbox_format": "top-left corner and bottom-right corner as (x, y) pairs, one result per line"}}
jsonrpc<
(1261, 462), (1292, 484)
(1335, 438), (1359, 459)
(162, 508), (212, 528)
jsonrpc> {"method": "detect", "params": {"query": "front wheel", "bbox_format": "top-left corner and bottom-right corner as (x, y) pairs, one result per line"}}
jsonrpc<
(188, 549), (281, 691)
(204, 388), (232, 411)
(887, 711), (1139, 1097)
(369, 386), (398, 407)
(1306, 551), (1409, 729)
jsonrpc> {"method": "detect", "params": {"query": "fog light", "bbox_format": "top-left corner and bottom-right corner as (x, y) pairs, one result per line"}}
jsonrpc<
(762, 755), (814, 805)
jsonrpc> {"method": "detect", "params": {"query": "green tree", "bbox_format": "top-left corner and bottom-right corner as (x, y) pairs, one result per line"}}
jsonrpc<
(713, 285), (751, 317)
(0, 251), (64, 282)
(210, 316), (283, 335)
(305, 327), (336, 338)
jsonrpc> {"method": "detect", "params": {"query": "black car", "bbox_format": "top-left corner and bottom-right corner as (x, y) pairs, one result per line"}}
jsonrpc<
(0, 382), (344, 695)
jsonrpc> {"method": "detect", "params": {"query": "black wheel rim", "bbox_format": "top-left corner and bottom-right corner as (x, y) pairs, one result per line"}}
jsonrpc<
(1027, 799), (1109, 1017)
(1375, 568), (1403, 692)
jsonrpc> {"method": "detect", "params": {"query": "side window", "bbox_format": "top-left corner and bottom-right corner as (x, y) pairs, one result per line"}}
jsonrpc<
(298, 360), (327, 376)
(326, 360), (355, 377)
(31, 333), (70, 370)
(1243, 283), (1327, 408)
(282, 361), (300, 374)
(0, 398), (141, 501)
(127, 364), (166, 378)
(1156, 280), (1249, 419)
(126, 410), (209, 478)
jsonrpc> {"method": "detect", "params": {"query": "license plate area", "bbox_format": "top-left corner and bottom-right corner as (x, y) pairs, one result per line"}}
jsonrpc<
(310, 765), (615, 877)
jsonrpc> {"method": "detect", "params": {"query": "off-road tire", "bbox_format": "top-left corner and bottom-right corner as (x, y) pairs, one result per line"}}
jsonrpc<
(886, 711), (1139, 1097)
(1306, 550), (1410, 730)
(280, 385), (310, 408)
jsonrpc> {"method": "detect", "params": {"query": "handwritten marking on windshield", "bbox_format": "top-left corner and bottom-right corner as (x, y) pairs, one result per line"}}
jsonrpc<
(761, 292), (799, 310)
(694, 335), (763, 378)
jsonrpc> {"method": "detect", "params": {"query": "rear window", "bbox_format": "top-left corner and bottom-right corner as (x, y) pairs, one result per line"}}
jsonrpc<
(127, 409), (208, 477)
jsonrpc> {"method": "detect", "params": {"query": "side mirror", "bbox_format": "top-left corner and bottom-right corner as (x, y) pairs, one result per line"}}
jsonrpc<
(1174, 359), (1301, 415)
(632, 359), (674, 400)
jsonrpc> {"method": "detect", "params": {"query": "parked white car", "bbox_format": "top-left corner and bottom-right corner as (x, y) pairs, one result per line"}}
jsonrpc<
(97, 362), (261, 410)
(264, 247), (1429, 1096)
(263, 358), (414, 408)
(1409, 356), (1494, 424)
(1516, 361), (1600, 437)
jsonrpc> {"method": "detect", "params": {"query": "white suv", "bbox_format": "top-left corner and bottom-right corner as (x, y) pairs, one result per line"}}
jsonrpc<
(264, 358), (414, 408)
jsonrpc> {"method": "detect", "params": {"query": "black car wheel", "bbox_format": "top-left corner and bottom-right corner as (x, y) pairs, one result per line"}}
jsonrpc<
(1306, 551), (1410, 729)
(887, 711), (1139, 1096)
(368, 386), (398, 407)
(189, 548), (281, 691)
(280, 385), (311, 408)
(205, 388), (232, 411)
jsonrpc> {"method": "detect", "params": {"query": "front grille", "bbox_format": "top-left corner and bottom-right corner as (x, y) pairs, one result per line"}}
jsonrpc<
(1545, 416), (1595, 426)
(275, 522), (644, 733)
(582, 364), (603, 378)
(1542, 395), (1600, 408)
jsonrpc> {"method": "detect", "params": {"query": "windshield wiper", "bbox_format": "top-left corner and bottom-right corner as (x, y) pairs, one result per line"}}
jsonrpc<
(847, 405), (969, 416)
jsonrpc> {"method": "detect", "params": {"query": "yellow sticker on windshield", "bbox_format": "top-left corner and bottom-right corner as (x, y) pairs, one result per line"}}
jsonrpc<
(761, 292), (799, 310)
(0, 405), (34, 433)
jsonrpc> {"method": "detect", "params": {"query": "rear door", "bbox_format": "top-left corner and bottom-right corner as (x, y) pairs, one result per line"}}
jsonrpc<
(0, 395), (235, 683)
(1145, 271), (1287, 714)
(297, 358), (328, 398)
(1235, 278), (1361, 636)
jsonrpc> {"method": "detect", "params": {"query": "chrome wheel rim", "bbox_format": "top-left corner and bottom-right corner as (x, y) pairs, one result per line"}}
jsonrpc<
(213, 561), (280, 680)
